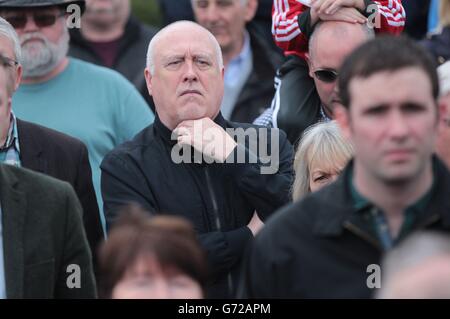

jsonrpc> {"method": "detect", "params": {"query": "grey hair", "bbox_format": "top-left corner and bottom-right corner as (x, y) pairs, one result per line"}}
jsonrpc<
(146, 20), (223, 74)
(0, 17), (22, 63)
(377, 231), (450, 298)
(309, 21), (375, 60)
(292, 120), (353, 201)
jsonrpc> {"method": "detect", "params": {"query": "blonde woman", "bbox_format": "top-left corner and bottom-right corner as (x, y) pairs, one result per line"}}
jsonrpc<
(292, 120), (353, 201)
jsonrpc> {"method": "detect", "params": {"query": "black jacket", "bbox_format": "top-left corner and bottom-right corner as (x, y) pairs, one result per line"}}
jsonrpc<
(230, 24), (284, 123)
(240, 158), (450, 298)
(17, 119), (103, 266)
(100, 113), (294, 298)
(69, 16), (158, 110)
(421, 26), (450, 65)
(274, 55), (322, 145)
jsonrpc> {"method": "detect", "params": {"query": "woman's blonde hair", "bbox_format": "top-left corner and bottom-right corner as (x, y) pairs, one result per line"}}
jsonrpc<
(292, 121), (353, 201)
(440, 0), (450, 27)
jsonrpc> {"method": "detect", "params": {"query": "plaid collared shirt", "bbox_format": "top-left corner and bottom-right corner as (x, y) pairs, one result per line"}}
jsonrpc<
(0, 112), (21, 167)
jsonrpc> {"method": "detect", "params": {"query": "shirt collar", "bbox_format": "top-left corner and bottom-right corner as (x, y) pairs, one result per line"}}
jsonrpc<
(0, 112), (20, 153)
(229, 31), (251, 66)
(349, 162), (436, 215)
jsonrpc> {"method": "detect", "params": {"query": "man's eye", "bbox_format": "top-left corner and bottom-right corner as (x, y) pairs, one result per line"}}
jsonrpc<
(366, 106), (387, 115)
(402, 103), (426, 113)
(196, 1), (209, 8)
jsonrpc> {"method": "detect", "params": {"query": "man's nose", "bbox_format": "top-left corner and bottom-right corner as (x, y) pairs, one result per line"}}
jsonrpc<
(22, 13), (39, 32)
(182, 61), (198, 82)
(204, 4), (220, 21)
(388, 111), (409, 140)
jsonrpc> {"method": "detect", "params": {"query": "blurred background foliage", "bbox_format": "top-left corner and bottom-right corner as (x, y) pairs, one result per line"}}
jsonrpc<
(131, 0), (163, 27)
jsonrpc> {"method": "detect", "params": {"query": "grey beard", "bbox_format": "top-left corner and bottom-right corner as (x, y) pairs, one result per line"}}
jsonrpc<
(20, 29), (69, 79)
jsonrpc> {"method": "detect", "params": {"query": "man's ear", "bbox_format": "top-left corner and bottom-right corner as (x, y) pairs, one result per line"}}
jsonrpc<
(144, 68), (153, 96)
(305, 53), (314, 79)
(14, 64), (22, 91)
(244, 0), (258, 22)
(334, 104), (352, 141)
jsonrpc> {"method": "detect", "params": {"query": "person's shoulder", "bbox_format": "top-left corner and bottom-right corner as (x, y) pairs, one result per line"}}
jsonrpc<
(257, 184), (341, 246)
(18, 119), (86, 151)
(0, 163), (72, 194)
(69, 58), (134, 85)
(102, 124), (155, 164)
(139, 22), (159, 39)
(227, 120), (292, 149)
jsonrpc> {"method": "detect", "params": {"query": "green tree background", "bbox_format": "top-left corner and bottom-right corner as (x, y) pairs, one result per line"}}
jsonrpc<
(131, 0), (163, 27)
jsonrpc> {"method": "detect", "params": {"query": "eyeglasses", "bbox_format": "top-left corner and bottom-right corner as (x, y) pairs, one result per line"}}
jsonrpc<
(313, 68), (339, 83)
(3, 11), (65, 29)
(0, 54), (18, 68)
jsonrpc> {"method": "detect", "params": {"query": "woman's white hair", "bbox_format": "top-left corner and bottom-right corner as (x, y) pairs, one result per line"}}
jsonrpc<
(146, 20), (223, 74)
(0, 17), (22, 63)
(292, 120), (354, 201)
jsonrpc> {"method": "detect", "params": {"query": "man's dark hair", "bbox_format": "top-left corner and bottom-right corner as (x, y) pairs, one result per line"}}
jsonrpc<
(338, 35), (440, 108)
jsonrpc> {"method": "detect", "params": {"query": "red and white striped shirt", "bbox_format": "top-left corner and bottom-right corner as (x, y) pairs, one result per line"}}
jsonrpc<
(272, 0), (406, 58)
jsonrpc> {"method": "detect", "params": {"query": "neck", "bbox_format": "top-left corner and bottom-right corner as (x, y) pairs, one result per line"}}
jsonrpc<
(80, 16), (127, 42)
(222, 34), (245, 68)
(353, 159), (433, 235)
(21, 58), (69, 84)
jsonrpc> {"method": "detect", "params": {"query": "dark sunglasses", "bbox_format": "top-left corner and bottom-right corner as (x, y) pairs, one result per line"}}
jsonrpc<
(0, 54), (18, 68)
(3, 11), (65, 29)
(313, 68), (339, 83)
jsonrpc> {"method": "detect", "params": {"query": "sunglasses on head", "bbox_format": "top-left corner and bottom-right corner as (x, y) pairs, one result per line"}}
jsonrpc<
(3, 11), (65, 29)
(313, 68), (339, 83)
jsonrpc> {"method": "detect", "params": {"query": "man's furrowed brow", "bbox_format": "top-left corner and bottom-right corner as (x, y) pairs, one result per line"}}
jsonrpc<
(162, 53), (185, 61)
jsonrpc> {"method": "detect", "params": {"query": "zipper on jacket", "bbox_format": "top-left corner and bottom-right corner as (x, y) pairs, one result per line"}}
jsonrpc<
(343, 221), (383, 251)
(204, 166), (234, 295)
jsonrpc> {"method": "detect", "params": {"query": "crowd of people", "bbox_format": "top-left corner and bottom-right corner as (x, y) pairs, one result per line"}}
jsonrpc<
(0, 0), (449, 299)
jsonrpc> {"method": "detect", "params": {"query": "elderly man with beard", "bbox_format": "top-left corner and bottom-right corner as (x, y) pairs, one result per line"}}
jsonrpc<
(69, 0), (158, 110)
(0, 0), (154, 231)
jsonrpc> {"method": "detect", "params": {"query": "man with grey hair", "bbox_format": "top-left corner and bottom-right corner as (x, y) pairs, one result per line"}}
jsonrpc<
(0, 0), (154, 232)
(101, 20), (293, 298)
(378, 232), (450, 299)
(0, 16), (102, 272)
(0, 32), (96, 299)
(191, 0), (283, 123)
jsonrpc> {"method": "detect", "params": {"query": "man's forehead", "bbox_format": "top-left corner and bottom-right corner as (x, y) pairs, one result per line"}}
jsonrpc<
(0, 36), (14, 56)
(155, 35), (216, 58)
(349, 68), (434, 106)
(158, 49), (215, 63)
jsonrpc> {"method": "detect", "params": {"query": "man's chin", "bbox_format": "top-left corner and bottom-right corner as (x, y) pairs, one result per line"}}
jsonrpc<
(378, 163), (420, 185)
